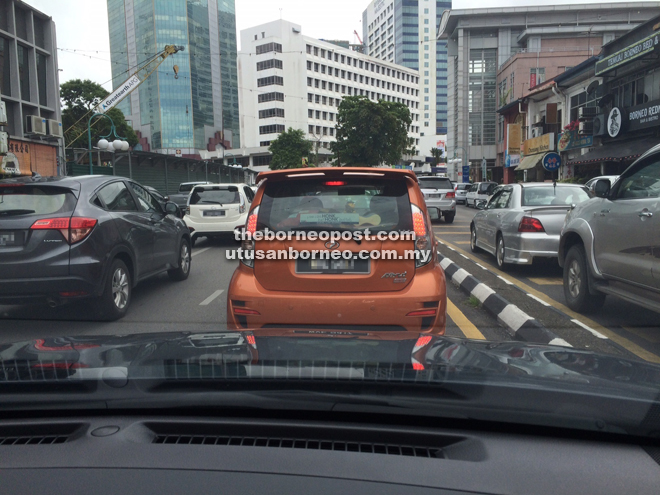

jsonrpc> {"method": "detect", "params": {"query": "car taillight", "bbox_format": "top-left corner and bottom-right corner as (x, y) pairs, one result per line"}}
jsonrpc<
(445, 191), (455, 199)
(234, 307), (260, 315)
(242, 206), (259, 268)
(31, 217), (97, 244)
(411, 204), (432, 268)
(406, 309), (437, 317)
(518, 216), (545, 233)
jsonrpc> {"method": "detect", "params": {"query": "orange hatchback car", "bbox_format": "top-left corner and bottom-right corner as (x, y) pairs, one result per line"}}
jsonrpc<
(227, 167), (447, 334)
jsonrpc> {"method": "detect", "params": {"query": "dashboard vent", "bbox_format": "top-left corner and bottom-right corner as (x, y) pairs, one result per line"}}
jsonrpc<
(0, 423), (82, 446)
(153, 434), (445, 458)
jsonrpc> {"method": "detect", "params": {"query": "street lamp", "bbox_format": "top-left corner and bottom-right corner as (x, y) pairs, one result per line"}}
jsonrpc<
(87, 113), (130, 174)
(452, 146), (468, 181)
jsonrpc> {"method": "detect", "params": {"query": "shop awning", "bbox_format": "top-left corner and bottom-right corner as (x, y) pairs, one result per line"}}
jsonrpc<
(567, 137), (660, 165)
(515, 153), (543, 171)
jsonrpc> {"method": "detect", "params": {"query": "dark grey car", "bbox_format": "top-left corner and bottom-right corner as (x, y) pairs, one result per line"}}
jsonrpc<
(0, 175), (191, 320)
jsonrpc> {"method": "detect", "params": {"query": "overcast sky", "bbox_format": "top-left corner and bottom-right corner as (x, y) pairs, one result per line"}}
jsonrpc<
(23, 0), (660, 91)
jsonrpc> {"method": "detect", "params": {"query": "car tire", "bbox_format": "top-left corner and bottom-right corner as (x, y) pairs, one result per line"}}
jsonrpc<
(444, 213), (455, 224)
(470, 225), (481, 253)
(96, 258), (131, 321)
(168, 238), (191, 282)
(563, 245), (606, 313)
(496, 234), (508, 270)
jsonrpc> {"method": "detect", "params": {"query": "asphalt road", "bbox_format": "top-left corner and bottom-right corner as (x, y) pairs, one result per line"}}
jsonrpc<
(0, 235), (510, 345)
(434, 202), (660, 364)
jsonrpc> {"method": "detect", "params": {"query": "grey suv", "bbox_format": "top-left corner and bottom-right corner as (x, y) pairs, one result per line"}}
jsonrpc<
(558, 144), (660, 313)
(418, 176), (456, 223)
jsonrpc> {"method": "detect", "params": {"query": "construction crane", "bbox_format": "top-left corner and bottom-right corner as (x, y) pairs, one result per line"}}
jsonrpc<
(65, 45), (185, 149)
(353, 30), (364, 45)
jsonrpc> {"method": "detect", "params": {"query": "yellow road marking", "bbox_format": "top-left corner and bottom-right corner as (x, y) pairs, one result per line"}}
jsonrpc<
(528, 277), (563, 286)
(447, 299), (485, 340)
(436, 236), (660, 364)
(454, 241), (471, 245)
(623, 326), (660, 344)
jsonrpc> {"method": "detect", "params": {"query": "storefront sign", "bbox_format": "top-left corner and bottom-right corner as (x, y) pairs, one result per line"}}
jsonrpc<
(542, 152), (561, 172)
(504, 152), (520, 168)
(557, 130), (593, 152)
(626, 98), (660, 132)
(523, 133), (554, 156)
(607, 107), (623, 137)
(595, 30), (660, 76)
(507, 124), (522, 156)
(1, 140), (31, 176)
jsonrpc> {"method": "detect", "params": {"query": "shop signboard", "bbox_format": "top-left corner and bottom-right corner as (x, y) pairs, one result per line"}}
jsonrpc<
(595, 30), (660, 76)
(523, 133), (555, 156)
(557, 130), (593, 152)
(626, 99), (660, 132)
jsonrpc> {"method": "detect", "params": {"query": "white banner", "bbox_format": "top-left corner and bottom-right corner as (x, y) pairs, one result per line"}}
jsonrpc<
(96, 75), (141, 113)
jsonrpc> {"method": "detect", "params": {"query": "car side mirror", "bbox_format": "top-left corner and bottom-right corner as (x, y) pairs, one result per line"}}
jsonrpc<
(594, 179), (611, 198)
(165, 201), (179, 215)
(428, 207), (440, 221)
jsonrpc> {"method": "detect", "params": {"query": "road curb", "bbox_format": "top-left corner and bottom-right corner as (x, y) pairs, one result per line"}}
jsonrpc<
(439, 254), (571, 346)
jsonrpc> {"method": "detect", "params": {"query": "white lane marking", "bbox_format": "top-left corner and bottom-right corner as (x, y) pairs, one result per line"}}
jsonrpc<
(571, 318), (608, 339)
(452, 268), (470, 285)
(475, 263), (488, 270)
(460, 253), (469, 259)
(199, 289), (225, 306)
(471, 283), (495, 303)
(447, 246), (456, 251)
(527, 293), (551, 307)
(497, 275), (514, 285)
(549, 338), (573, 347)
(440, 258), (453, 270)
(498, 304), (532, 332)
(192, 247), (211, 257)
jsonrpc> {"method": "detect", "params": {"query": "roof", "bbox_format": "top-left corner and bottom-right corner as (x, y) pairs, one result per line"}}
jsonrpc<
(567, 137), (660, 165)
(497, 98), (524, 115)
(255, 167), (418, 184)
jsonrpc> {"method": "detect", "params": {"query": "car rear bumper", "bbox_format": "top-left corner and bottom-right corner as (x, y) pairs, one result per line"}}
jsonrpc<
(185, 213), (248, 235)
(424, 199), (456, 212)
(0, 276), (102, 304)
(227, 263), (447, 334)
(504, 233), (560, 265)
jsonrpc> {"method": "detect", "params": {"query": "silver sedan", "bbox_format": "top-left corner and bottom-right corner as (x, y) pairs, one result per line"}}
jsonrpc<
(470, 183), (591, 269)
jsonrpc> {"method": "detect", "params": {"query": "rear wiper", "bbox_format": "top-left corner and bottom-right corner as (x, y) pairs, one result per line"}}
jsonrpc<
(200, 201), (223, 205)
(0, 209), (36, 216)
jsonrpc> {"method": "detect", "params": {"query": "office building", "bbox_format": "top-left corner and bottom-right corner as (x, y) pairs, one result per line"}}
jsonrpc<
(0, 0), (62, 177)
(362, 0), (451, 150)
(106, 0), (240, 155)
(237, 19), (420, 161)
(438, 2), (660, 182)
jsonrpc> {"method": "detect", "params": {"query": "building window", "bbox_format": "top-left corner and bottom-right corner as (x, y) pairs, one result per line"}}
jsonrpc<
(0, 37), (11, 96)
(309, 125), (314, 133)
(569, 90), (598, 122)
(259, 108), (285, 119)
(322, 81), (326, 90)
(257, 59), (283, 71)
(308, 93), (313, 102)
(308, 109), (313, 118)
(322, 96), (327, 104)
(329, 113), (334, 121)
(259, 92), (285, 103)
(259, 124), (285, 134)
(257, 76), (284, 87)
(315, 95), (320, 103)
(314, 63), (319, 72)
(328, 82), (333, 91)
(37, 53), (47, 106)
(530, 67), (545, 86)
(321, 65), (326, 74)
(306, 44), (312, 54)
(256, 42), (282, 54)
(321, 49), (326, 58)
(329, 97), (334, 106)
(323, 127), (328, 135)
(307, 77), (312, 87)
(307, 61), (312, 70)
(316, 110), (321, 119)
(329, 128), (334, 136)
(17, 45), (30, 101)
(314, 47), (319, 56)
(315, 79), (319, 88)
(260, 141), (271, 146)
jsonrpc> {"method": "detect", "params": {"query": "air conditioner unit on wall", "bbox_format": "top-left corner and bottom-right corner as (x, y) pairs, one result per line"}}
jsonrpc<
(579, 121), (594, 135)
(25, 115), (46, 135)
(592, 114), (606, 137)
(0, 101), (7, 126)
(578, 107), (599, 119)
(531, 127), (542, 138)
(47, 120), (63, 138)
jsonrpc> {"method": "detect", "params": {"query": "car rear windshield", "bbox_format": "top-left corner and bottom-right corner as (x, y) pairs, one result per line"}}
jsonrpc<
(522, 186), (590, 206)
(456, 184), (470, 190)
(418, 178), (453, 190)
(0, 185), (76, 217)
(479, 183), (496, 193)
(190, 186), (240, 205)
(259, 178), (413, 232)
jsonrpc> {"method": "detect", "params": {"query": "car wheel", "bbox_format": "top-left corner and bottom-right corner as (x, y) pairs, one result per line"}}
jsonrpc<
(96, 258), (131, 321)
(168, 238), (191, 281)
(563, 245), (606, 313)
(444, 212), (455, 224)
(470, 225), (480, 253)
(496, 234), (508, 270)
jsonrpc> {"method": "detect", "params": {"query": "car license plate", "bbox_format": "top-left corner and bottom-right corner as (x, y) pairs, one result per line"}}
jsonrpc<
(203, 210), (225, 217)
(0, 232), (16, 246)
(427, 194), (440, 198)
(296, 257), (370, 274)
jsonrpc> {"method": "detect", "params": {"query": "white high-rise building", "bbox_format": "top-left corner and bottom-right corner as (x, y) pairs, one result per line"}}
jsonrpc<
(238, 19), (420, 161)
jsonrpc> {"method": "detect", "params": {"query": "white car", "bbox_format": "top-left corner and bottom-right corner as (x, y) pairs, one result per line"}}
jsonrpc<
(466, 182), (497, 207)
(184, 183), (255, 246)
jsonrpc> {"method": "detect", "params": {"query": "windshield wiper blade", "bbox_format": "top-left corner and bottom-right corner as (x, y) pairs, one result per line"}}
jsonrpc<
(0, 209), (36, 216)
(200, 201), (223, 204)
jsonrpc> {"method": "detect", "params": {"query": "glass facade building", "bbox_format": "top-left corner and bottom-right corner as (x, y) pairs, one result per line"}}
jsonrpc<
(107, 0), (240, 152)
(364, 0), (450, 136)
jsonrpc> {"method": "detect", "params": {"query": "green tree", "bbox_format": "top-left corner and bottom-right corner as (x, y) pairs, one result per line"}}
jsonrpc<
(430, 147), (445, 165)
(268, 127), (313, 170)
(61, 79), (138, 149)
(331, 96), (413, 166)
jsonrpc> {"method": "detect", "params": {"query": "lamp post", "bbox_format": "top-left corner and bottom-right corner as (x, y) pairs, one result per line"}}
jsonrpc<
(87, 113), (129, 175)
(452, 146), (468, 182)
(224, 152), (240, 182)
